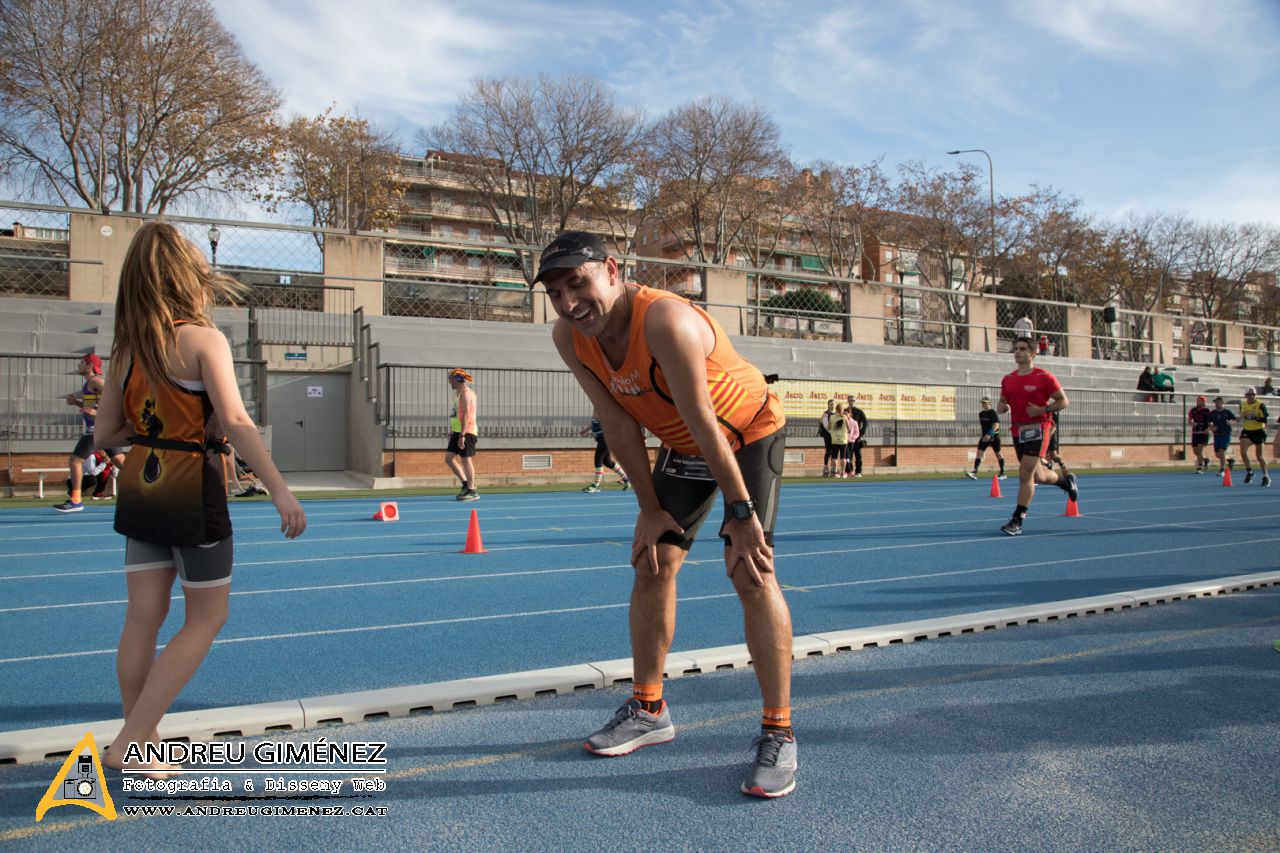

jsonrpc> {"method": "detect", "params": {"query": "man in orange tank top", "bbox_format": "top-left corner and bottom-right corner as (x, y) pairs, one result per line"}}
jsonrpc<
(534, 232), (797, 798)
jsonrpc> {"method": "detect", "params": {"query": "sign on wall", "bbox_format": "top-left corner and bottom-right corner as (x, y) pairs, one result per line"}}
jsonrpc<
(774, 380), (957, 421)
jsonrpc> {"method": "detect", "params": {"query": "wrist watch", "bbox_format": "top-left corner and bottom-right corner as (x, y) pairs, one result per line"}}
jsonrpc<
(727, 499), (756, 521)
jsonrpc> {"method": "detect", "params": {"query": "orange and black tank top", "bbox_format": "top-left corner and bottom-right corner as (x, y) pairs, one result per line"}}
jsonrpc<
(113, 347), (232, 547)
(571, 286), (785, 454)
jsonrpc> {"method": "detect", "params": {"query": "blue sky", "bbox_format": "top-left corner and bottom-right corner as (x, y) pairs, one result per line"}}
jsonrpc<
(213, 0), (1280, 227)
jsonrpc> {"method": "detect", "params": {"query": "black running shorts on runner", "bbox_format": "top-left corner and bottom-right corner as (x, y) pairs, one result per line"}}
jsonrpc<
(124, 537), (234, 588)
(651, 428), (785, 551)
(1012, 422), (1052, 461)
(445, 433), (478, 457)
(1191, 432), (1209, 446)
(1242, 428), (1267, 445)
(977, 434), (1002, 453)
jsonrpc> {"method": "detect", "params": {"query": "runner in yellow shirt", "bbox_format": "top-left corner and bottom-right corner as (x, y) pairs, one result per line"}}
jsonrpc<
(1238, 386), (1270, 487)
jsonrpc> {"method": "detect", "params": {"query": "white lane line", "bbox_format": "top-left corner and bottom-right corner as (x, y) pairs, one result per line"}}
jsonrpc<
(3, 506), (1277, 588)
(5, 529), (1280, 657)
(3, 487), (1276, 564)
(0, 478), (1237, 543)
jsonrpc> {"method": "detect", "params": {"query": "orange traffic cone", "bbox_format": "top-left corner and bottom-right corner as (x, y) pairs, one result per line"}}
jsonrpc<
(372, 509), (382, 521)
(460, 509), (486, 553)
(1223, 467), (1233, 487)
(1064, 497), (1080, 517)
(990, 474), (1002, 498)
(373, 501), (399, 522)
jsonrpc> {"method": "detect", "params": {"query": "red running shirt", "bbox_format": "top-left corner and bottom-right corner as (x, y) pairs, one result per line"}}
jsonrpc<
(1000, 367), (1062, 428)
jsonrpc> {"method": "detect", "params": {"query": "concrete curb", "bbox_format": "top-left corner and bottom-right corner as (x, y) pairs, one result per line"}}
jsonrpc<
(3, 570), (1276, 766)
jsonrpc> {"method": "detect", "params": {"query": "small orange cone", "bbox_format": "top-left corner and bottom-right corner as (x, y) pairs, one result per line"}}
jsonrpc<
(374, 501), (399, 522)
(1064, 497), (1080, 517)
(990, 474), (1002, 498)
(460, 509), (486, 553)
(372, 509), (382, 521)
(1223, 467), (1233, 487)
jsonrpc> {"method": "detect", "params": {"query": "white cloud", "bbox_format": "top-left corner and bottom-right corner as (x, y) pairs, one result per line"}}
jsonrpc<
(212, 0), (559, 134)
(1017, 0), (1280, 71)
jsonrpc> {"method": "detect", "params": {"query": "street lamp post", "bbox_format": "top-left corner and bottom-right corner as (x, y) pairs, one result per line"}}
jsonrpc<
(207, 225), (221, 269)
(896, 269), (906, 345)
(946, 149), (995, 290)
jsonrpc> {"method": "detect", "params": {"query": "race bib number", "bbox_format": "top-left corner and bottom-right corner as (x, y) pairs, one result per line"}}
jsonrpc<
(1017, 424), (1043, 443)
(659, 449), (715, 481)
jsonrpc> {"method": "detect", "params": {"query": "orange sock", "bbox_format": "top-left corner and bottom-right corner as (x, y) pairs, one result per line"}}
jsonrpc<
(632, 682), (663, 712)
(762, 707), (792, 731)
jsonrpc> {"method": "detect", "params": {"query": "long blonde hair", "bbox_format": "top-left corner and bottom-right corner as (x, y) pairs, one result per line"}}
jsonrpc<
(111, 222), (244, 388)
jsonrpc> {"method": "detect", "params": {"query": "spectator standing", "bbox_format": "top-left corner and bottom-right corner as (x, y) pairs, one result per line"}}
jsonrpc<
(1013, 315), (1034, 339)
(817, 399), (836, 477)
(845, 395), (868, 478)
(828, 403), (849, 478)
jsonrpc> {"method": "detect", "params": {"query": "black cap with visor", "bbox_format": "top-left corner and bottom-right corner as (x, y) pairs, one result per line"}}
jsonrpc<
(532, 231), (610, 285)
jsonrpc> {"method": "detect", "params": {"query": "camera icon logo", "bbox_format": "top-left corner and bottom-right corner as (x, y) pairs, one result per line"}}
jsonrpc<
(63, 776), (96, 799)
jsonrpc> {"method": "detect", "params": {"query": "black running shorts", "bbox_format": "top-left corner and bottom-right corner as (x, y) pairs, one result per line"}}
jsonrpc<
(650, 428), (785, 551)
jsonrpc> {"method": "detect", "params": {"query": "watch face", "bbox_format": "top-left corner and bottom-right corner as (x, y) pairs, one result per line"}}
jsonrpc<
(730, 500), (755, 520)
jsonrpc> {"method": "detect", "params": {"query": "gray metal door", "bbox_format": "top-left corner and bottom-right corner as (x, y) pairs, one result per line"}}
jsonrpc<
(266, 372), (347, 471)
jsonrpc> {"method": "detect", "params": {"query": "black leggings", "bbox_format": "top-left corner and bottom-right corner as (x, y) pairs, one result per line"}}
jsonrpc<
(846, 441), (862, 474)
(593, 437), (614, 469)
(820, 429), (834, 465)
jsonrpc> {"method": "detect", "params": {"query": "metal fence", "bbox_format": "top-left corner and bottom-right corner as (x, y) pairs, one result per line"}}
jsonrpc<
(0, 353), (264, 442)
(245, 283), (355, 347)
(373, 363), (1208, 448)
(4, 200), (1279, 370)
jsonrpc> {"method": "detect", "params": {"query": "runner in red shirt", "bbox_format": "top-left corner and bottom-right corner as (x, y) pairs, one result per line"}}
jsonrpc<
(996, 337), (1079, 535)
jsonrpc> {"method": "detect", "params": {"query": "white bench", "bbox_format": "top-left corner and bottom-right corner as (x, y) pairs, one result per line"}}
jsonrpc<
(21, 467), (117, 499)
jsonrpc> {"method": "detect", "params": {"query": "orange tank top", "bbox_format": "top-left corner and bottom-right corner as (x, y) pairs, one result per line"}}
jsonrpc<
(113, 333), (232, 547)
(571, 287), (785, 454)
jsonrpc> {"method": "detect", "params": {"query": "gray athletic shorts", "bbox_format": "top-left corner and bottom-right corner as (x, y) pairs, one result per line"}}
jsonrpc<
(124, 537), (234, 588)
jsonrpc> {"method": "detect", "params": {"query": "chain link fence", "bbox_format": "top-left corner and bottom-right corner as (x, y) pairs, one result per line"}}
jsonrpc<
(0, 353), (263, 442)
(3, 200), (1277, 372)
(0, 205), (75, 299)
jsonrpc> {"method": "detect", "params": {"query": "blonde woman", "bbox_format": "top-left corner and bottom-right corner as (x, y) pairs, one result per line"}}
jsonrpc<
(828, 403), (849, 477)
(94, 222), (306, 775)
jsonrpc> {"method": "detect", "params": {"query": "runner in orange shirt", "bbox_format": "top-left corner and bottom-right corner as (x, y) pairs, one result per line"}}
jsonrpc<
(535, 232), (796, 798)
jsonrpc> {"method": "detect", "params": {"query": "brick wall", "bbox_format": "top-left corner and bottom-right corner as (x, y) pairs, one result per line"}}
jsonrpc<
(2, 442), (1192, 494)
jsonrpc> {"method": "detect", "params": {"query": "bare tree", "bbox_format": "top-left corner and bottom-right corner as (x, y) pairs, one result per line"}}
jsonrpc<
(998, 186), (1094, 303)
(0, 0), (280, 213)
(636, 96), (789, 297)
(1184, 221), (1280, 347)
(423, 74), (642, 284)
(261, 107), (407, 245)
(889, 160), (991, 347)
(1069, 213), (1191, 359)
(791, 159), (891, 280)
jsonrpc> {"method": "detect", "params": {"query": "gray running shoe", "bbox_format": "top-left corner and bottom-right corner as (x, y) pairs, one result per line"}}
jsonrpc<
(1001, 516), (1023, 536)
(458, 489), (480, 502)
(1263, 476), (1271, 487)
(583, 699), (674, 756)
(1063, 473), (1079, 502)
(964, 470), (977, 480)
(740, 730), (798, 798)
(1245, 470), (1254, 484)
(582, 483), (601, 493)
(53, 500), (83, 513)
